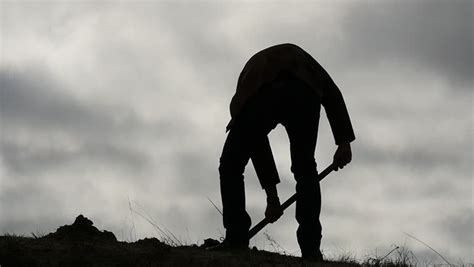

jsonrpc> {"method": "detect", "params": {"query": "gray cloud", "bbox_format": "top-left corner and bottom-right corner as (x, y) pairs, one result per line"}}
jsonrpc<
(0, 66), (149, 175)
(0, 180), (64, 234)
(440, 209), (474, 248)
(0, 66), (139, 136)
(354, 140), (471, 176)
(338, 0), (473, 88)
(1, 141), (147, 175)
(175, 151), (218, 194)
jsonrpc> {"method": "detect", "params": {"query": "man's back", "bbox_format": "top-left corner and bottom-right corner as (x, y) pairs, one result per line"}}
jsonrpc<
(231, 43), (329, 118)
(229, 43), (354, 146)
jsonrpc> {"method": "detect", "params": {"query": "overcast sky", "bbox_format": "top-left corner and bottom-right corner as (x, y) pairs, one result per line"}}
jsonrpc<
(1, 0), (472, 264)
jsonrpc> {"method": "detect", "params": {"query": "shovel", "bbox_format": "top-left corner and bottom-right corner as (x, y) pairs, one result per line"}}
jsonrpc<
(248, 163), (335, 240)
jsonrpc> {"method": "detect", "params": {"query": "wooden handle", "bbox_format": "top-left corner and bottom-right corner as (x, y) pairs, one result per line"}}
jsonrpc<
(248, 164), (334, 240)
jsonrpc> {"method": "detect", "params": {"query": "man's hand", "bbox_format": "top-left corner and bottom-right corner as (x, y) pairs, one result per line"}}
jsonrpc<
(265, 196), (283, 223)
(264, 185), (283, 223)
(333, 143), (352, 171)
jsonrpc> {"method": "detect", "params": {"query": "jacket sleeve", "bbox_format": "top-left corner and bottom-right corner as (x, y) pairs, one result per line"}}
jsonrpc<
(251, 135), (281, 189)
(320, 69), (356, 145)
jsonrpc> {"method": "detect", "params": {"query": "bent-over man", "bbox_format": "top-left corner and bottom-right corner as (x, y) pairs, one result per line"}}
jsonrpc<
(215, 43), (355, 261)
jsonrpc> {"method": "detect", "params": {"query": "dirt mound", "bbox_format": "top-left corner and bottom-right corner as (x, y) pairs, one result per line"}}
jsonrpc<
(44, 214), (116, 242)
(0, 215), (353, 267)
(0, 215), (172, 267)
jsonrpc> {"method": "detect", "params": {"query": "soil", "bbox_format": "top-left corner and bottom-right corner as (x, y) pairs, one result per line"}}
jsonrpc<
(0, 215), (357, 267)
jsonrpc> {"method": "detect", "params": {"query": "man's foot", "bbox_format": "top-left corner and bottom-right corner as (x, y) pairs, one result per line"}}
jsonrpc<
(206, 239), (249, 251)
(301, 251), (324, 262)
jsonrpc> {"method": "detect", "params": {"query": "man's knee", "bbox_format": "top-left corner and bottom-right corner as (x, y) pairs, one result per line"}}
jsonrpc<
(291, 159), (317, 182)
(219, 157), (246, 179)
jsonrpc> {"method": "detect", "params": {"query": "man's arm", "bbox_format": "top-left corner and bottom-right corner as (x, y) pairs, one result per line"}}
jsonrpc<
(301, 48), (355, 146)
(264, 185), (283, 223)
(319, 68), (355, 170)
(251, 136), (281, 189)
(333, 142), (352, 171)
(321, 78), (355, 146)
(250, 136), (284, 223)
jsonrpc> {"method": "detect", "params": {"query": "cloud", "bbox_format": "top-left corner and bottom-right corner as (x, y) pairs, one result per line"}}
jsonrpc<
(338, 0), (473, 88)
(0, 66), (149, 175)
(440, 209), (474, 248)
(0, 65), (142, 132)
(0, 180), (63, 234)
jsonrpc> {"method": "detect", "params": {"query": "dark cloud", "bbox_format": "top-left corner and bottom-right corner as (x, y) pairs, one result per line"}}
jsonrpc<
(0, 66), (149, 174)
(339, 0), (473, 87)
(354, 142), (471, 175)
(1, 141), (147, 175)
(0, 66), (139, 135)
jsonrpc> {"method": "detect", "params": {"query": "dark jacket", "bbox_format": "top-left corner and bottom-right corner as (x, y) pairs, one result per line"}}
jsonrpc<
(229, 43), (355, 145)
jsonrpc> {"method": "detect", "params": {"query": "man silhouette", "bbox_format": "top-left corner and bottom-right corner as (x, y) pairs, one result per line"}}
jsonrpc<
(216, 43), (355, 261)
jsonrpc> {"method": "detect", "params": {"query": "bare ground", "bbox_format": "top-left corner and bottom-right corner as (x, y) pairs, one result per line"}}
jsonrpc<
(0, 215), (360, 267)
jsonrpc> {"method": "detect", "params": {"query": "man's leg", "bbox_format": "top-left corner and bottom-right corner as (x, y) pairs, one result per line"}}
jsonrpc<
(286, 122), (322, 259)
(219, 126), (252, 247)
(282, 80), (322, 259)
(219, 133), (279, 246)
(218, 91), (280, 246)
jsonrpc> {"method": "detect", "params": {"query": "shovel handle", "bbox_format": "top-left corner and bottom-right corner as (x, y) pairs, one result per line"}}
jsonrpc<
(248, 164), (334, 240)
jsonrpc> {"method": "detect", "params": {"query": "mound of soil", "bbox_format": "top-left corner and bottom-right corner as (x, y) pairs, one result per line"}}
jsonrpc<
(0, 215), (355, 267)
(44, 215), (117, 242)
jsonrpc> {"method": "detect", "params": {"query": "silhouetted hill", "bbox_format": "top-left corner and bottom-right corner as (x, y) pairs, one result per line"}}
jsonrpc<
(0, 215), (361, 266)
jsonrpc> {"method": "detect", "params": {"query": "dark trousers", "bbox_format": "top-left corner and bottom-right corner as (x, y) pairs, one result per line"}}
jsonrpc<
(219, 74), (322, 255)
